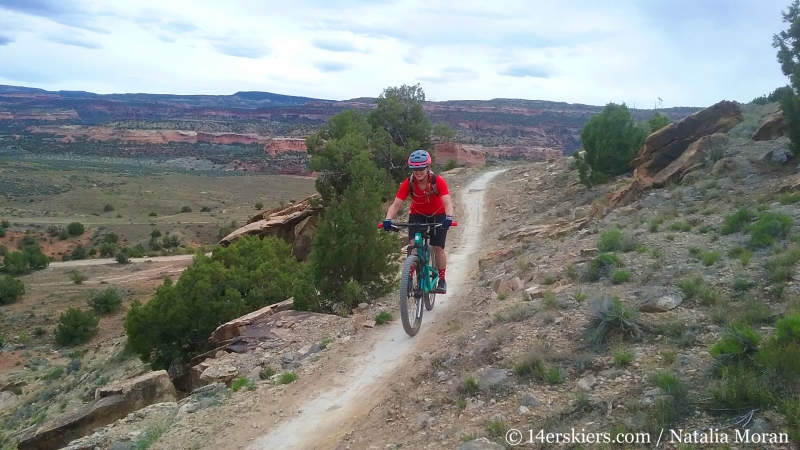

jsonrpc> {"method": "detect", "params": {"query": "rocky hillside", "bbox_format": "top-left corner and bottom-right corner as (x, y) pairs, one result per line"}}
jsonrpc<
(5, 97), (795, 450)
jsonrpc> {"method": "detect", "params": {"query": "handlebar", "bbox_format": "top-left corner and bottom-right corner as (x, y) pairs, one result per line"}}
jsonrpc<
(378, 221), (458, 230)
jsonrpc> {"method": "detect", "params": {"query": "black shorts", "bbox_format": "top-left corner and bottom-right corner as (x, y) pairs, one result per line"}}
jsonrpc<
(408, 214), (448, 249)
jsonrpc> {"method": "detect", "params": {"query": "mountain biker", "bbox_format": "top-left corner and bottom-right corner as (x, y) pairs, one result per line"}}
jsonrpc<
(383, 149), (453, 294)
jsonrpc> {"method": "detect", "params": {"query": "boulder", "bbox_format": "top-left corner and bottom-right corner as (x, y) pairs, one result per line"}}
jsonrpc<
(638, 291), (685, 312)
(763, 148), (793, 164)
(199, 364), (239, 384)
(752, 110), (786, 141)
(18, 371), (176, 450)
(209, 298), (293, 344)
(609, 101), (742, 207)
(218, 194), (323, 261)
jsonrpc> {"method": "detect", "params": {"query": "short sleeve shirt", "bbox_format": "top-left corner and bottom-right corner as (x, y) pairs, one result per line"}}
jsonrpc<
(396, 174), (450, 215)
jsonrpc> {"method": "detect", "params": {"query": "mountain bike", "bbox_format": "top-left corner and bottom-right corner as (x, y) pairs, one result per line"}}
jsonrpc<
(378, 221), (458, 336)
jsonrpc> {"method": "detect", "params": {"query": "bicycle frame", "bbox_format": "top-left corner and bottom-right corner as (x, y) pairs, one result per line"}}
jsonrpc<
(410, 230), (438, 296)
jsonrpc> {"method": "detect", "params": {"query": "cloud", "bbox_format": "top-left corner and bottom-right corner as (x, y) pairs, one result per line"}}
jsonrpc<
(0, 35), (14, 45)
(418, 67), (479, 84)
(312, 37), (359, 52)
(211, 39), (271, 59)
(314, 61), (352, 72)
(499, 64), (551, 78)
(0, 0), (108, 33)
(42, 30), (101, 49)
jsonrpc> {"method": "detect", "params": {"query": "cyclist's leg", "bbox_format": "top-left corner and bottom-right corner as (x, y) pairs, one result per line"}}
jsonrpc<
(430, 214), (448, 293)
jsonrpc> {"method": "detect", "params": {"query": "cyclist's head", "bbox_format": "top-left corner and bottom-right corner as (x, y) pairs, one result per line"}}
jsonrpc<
(408, 149), (431, 172)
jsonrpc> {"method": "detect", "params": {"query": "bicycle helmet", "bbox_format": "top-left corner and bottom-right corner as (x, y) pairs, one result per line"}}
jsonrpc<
(408, 149), (431, 169)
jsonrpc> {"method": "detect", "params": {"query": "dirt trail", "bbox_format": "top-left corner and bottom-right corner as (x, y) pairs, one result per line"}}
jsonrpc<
(247, 168), (507, 450)
(49, 254), (204, 268)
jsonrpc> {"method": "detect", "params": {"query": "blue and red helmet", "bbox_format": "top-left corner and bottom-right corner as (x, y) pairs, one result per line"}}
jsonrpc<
(408, 149), (431, 170)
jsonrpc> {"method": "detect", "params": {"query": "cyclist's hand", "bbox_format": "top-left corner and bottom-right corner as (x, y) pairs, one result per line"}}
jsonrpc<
(382, 219), (393, 231)
(442, 215), (453, 229)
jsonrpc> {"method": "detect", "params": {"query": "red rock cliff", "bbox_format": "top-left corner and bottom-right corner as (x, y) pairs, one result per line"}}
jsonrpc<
(433, 142), (486, 167)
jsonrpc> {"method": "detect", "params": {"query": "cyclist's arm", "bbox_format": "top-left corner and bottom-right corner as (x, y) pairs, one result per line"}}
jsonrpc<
(385, 197), (404, 220)
(442, 194), (453, 216)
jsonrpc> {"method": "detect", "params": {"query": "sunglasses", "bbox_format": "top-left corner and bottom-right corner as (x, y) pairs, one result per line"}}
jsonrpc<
(412, 168), (427, 172)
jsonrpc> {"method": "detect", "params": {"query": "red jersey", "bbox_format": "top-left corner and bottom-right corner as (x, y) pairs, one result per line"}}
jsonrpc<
(396, 174), (450, 216)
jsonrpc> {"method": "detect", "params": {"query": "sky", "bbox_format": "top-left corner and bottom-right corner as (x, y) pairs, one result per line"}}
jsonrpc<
(0, 0), (794, 108)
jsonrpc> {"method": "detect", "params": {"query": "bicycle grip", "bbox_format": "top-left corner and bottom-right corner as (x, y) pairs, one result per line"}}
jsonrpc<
(451, 221), (458, 227)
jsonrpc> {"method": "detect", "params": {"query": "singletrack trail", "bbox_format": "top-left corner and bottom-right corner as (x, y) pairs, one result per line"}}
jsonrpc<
(248, 168), (507, 450)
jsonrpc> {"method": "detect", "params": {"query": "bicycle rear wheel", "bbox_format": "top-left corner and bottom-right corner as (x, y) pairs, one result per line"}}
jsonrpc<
(424, 245), (436, 311)
(399, 255), (423, 336)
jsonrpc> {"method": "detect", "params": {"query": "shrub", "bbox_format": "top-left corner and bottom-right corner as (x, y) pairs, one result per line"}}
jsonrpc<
(709, 323), (761, 365)
(613, 348), (633, 367)
(104, 233), (118, 244)
(676, 275), (704, 299)
(277, 372), (298, 385)
(149, 212), (157, 217)
(612, 270), (631, 284)
(375, 311), (392, 325)
(700, 251), (721, 266)
(720, 207), (755, 235)
(585, 297), (642, 349)
(598, 229), (636, 252)
(574, 103), (646, 187)
(0, 219), (9, 228)
(514, 349), (547, 380)
(749, 211), (793, 248)
(648, 113), (670, 133)
(124, 236), (300, 370)
(585, 252), (620, 281)
(67, 222), (84, 236)
(69, 270), (88, 285)
(231, 377), (251, 392)
(775, 314), (800, 345)
(55, 308), (99, 346)
(180, 206), (192, 213)
(780, 192), (800, 204)
(103, 204), (115, 212)
(443, 158), (458, 171)
(255, 203), (264, 210)
(650, 372), (692, 431)
(0, 275), (25, 304)
(88, 287), (123, 314)
(116, 252), (130, 264)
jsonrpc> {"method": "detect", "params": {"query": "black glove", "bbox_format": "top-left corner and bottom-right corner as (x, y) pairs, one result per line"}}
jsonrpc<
(383, 219), (393, 231)
(442, 215), (453, 229)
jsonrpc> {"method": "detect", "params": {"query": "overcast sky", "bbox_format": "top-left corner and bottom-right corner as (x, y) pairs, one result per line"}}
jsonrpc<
(0, 0), (793, 108)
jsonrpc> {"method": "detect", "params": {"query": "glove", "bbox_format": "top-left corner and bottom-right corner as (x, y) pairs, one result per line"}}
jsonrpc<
(442, 215), (453, 230)
(382, 219), (393, 231)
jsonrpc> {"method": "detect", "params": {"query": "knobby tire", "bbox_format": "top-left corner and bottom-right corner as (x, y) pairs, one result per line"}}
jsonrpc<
(399, 255), (422, 336)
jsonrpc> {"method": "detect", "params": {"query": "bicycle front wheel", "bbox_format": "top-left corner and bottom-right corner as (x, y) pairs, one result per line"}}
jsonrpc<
(424, 245), (436, 311)
(399, 255), (423, 336)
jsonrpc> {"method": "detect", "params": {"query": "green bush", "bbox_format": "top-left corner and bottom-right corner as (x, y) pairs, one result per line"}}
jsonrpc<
(277, 372), (298, 385)
(149, 212), (157, 217)
(585, 297), (642, 349)
(88, 287), (123, 314)
(443, 158), (458, 171)
(775, 314), (800, 345)
(103, 204), (115, 212)
(612, 270), (631, 284)
(180, 206), (192, 213)
(69, 270), (88, 285)
(648, 113), (670, 133)
(124, 235), (300, 370)
(67, 222), (84, 236)
(574, 103), (647, 187)
(116, 252), (130, 264)
(0, 275), (25, 304)
(375, 311), (392, 324)
(585, 252), (620, 281)
(749, 211), (793, 248)
(720, 207), (755, 235)
(709, 323), (761, 365)
(598, 229), (636, 252)
(255, 203), (264, 210)
(55, 308), (99, 346)
(0, 219), (9, 228)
